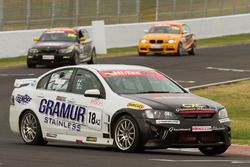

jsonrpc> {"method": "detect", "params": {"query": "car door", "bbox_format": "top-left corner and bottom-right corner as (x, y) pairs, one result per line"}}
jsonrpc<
(35, 68), (76, 135)
(81, 29), (92, 57)
(182, 24), (193, 50)
(66, 68), (107, 138)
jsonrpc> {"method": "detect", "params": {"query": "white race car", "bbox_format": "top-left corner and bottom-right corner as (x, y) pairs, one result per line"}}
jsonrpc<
(9, 64), (231, 155)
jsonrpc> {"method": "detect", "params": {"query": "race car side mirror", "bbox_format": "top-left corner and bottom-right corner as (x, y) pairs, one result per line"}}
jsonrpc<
(84, 89), (102, 98)
(33, 37), (39, 42)
(144, 30), (149, 33)
(80, 37), (87, 41)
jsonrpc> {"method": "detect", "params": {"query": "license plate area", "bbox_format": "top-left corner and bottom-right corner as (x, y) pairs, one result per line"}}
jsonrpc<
(43, 55), (55, 60)
(150, 44), (162, 49)
(192, 126), (212, 132)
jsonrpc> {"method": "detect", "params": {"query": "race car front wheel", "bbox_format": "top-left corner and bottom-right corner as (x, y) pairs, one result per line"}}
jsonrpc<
(199, 145), (229, 156)
(113, 115), (142, 152)
(20, 111), (47, 145)
(87, 49), (96, 64)
(27, 61), (36, 68)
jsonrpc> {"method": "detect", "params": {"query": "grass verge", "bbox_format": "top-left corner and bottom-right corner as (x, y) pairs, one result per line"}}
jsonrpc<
(1, 33), (250, 68)
(192, 80), (250, 146)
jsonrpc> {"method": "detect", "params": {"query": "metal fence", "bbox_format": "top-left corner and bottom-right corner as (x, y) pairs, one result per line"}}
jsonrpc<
(0, 0), (249, 31)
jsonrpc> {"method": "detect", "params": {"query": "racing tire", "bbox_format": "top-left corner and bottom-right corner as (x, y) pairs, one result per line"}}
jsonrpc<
(27, 61), (36, 68)
(113, 115), (143, 152)
(199, 145), (229, 156)
(87, 49), (96, 64)
(19, 111), (47, 145)
(138, 52), (146, 56)
(72, 52), (80, 65)
(188, 42), (196, 55)
(176, 43), (184, 56)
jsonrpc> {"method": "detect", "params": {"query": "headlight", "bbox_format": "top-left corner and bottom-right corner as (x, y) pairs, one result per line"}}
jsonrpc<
(59, 46), (74, 53)
(140, 39), (148, 44)
(29, 48), (39, 54)
(145, 110), (177, 119)
(167, 39), (176, 44)
(218, 108), (228, 119)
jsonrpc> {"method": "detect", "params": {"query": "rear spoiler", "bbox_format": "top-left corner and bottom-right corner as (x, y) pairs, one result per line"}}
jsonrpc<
(14, 78), (37, 88)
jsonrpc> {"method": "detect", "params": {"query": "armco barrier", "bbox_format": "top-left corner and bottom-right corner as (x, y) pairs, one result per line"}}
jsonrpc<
(1, 14), (250, 58)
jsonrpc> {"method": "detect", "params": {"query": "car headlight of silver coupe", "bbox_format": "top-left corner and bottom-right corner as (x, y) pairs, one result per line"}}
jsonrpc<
(29, 48), (39, 54)
(59, 46), (74, 53)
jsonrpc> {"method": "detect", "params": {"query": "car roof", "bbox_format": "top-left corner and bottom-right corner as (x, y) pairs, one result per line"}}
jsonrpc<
(75, 64), (155, 71)
(153, 22), (183, 27)
(44, 28), (77, 34)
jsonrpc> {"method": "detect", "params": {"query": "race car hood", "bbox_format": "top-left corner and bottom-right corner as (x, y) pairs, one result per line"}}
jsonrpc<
(121, 93), (222, 112)
(32, 42), (75, 49)
(142, 33), (181, 41)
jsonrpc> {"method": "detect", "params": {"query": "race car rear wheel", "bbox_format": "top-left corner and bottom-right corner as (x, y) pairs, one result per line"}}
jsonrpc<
(20, 111), (47, 145)
(199, 145), (229, 156)
(188, 42), (196, 55)
(87, 49), (96, 64)
(113, 115), (142, 152)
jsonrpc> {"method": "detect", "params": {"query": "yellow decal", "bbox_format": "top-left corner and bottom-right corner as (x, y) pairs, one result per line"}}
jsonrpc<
(127, 102), (144, 110)
(86, 137), (97, 142)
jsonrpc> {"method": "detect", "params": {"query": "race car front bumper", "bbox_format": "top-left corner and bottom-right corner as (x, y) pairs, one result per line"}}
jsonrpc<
(138, 119), (231, 149)
(138, 43), (179, 54)
(27, 52), (76, 65)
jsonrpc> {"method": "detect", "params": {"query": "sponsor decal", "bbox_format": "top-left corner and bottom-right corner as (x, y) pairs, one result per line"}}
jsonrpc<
(127, 102), (144, 110)
(99, 70), (166, 80)
(39, 98), (86, 132)
(192, 126), (212, 132)
(87, 110), (102, 130)
(16, 94), (32, 104)
(155, 120), (180, 125)
(90, 99), (103, 109)
(86, 137), (97, 142)
(56, 96), (66, 102)
(176, 104), (216, 113)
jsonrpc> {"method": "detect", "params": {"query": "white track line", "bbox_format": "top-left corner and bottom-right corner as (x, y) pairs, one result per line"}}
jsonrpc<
(176, 80), (196, 83)
(0, 73), (35, 77)
(188, 77), (250, 90)
(206, 67), (250, 73)
(149, 159), (250, 164)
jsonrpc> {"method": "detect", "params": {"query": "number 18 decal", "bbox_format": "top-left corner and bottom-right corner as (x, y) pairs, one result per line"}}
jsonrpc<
(87, 110), (102, 130)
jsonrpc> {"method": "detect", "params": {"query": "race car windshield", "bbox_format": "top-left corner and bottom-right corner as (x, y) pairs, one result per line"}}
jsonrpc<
(149, 26), (180, 34)
(39, 32), (77, 42)
(99, 70), (185, 94)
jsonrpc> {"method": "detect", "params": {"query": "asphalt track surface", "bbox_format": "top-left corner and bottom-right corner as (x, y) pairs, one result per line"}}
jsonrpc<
(0, 44), (250, 167)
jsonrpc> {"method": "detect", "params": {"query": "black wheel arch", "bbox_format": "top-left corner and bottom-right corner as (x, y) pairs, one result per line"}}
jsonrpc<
(110, 108), (150, 144)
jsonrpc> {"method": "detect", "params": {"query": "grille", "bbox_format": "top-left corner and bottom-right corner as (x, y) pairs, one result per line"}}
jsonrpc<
(40, 48), (58, 54)
(182, 113), (214, 119)
(149, 48), (164, 51)
(149, 40), (164, 44)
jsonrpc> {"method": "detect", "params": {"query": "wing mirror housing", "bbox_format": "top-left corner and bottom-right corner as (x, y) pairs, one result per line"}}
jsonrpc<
(33, 37), (39, 42)
(84, 89), (102, 98)
(80, 37), (87, 41)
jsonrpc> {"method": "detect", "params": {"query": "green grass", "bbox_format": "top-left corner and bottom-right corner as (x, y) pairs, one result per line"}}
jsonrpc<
(1, 33), (250, 69)
(192, 80), (250, 145)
